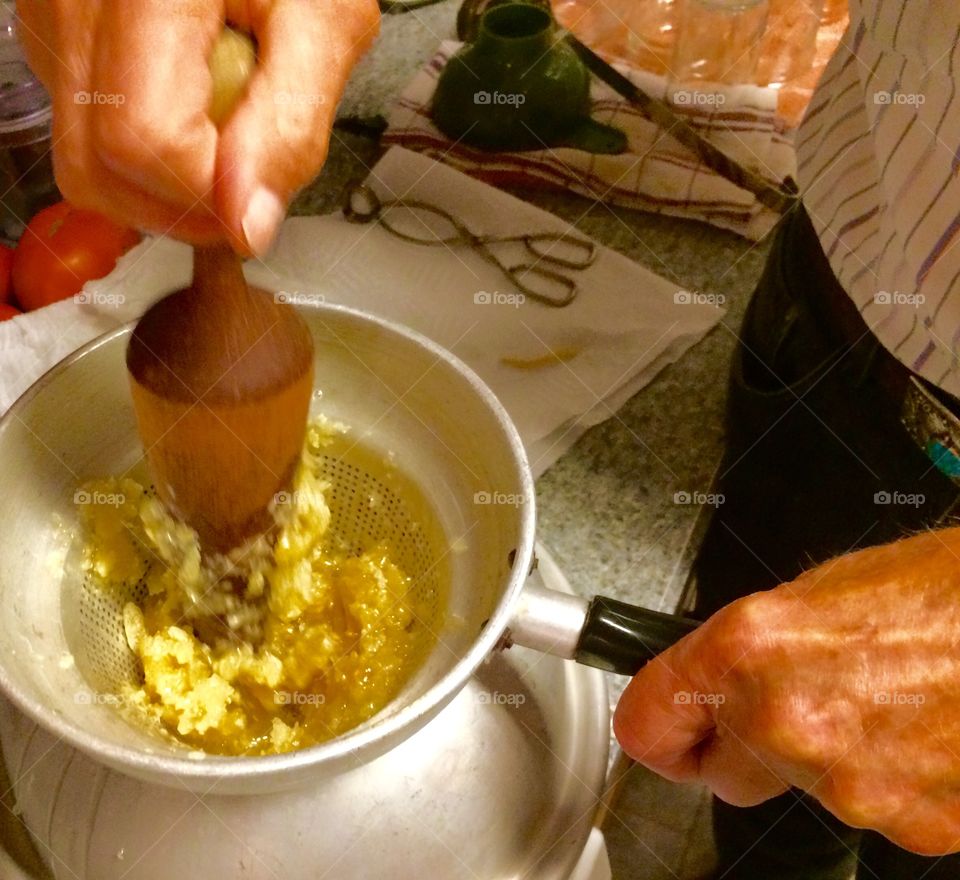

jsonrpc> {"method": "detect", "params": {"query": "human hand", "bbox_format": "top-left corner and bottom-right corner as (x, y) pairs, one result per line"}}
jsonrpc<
(614, 527), (960, 855)
(15, 0), (379, 254)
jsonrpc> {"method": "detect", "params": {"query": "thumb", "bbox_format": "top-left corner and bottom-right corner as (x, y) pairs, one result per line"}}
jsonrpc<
(217, 0), (379, 255)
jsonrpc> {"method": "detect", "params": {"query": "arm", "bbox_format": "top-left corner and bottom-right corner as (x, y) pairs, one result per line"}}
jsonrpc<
(15, 0), (380, 254)
(615, 526), (960, 855)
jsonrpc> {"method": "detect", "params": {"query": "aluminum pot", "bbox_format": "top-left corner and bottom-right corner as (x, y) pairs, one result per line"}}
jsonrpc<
(0, 550), (611, 880)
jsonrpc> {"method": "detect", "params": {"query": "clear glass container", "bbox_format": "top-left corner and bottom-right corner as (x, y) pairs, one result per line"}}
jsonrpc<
(623, 0), (677, 75)
(552, 0), (677, 75)
(754, 0), (824, 85)
(0, 1), (59, 241)
(670, 0), (769, 85)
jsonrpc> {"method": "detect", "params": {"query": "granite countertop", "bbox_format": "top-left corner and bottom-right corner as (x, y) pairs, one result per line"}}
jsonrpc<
(293, 3), (772, 876)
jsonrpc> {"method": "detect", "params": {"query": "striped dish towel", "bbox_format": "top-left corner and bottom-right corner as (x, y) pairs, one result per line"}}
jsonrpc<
(384, 41), (797, 241)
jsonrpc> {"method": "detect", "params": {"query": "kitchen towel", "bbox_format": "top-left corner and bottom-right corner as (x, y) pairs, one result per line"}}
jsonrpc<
(384, 41), (796, 242)
(0, 147), (723, 476)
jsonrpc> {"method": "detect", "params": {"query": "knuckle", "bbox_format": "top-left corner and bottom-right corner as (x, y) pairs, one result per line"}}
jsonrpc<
(705, 592), (772, 670)
(815, 763), (952, 850)
(703, 593), (831, 759)
(869, 803), (960, 856)
(893, 826), (960, 856)
(818, 768), (891, 825)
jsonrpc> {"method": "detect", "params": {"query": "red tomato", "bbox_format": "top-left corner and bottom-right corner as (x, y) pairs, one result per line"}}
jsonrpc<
(0, 244), (13, 303)
(12, 202), (140, 311)
(0, 303), (21, 321)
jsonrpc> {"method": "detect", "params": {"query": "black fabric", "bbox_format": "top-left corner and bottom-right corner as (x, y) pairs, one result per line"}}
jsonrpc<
(693, 204), (960, 879)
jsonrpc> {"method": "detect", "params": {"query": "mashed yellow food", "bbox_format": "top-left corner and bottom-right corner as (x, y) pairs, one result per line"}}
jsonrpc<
(78, 420), (437, 756)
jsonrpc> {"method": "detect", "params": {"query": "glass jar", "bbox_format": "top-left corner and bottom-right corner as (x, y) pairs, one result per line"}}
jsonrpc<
(670, 0), (769, 85)
(0, 1), (59, 241)
(754, 0), (825, 85)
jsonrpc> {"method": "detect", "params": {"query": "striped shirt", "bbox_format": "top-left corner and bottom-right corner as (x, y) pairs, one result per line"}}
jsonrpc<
(797, 0), (960, 395)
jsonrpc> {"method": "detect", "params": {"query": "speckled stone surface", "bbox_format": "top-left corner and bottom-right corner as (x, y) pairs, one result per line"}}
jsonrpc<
(339, 3), (460, 121)
(293, 4), (774, 876)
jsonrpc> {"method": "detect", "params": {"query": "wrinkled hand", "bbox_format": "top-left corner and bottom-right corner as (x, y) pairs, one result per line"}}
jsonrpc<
(16, 0), (379, 254)
(615, 527), (960, 855)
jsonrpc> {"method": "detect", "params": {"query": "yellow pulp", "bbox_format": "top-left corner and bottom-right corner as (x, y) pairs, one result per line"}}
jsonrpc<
(77, 420), (437, 756)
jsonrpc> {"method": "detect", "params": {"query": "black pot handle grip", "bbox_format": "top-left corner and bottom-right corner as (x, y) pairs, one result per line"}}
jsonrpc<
(573, 596), (700, 676)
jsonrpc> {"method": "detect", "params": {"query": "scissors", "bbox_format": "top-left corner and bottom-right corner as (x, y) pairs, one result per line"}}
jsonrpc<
(342, 183), (597, 307)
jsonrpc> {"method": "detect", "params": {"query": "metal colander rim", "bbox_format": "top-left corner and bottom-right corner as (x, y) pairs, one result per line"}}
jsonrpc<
(0, 302), (537, 785)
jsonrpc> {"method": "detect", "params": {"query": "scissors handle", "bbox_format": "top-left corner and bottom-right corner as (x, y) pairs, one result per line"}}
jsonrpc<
(505, 263), (578, 308)
(343, 183), (383, 224)
(342, 183), (586, 308)
(523, 233), (597, 270)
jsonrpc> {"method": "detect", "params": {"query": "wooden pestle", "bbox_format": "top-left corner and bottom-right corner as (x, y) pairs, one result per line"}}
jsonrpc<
(126, 30), (314, 552)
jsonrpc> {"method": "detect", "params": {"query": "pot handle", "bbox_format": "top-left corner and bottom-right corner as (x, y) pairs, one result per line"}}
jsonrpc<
(574, 596), (699, 676)
(507, 577), (700, 677)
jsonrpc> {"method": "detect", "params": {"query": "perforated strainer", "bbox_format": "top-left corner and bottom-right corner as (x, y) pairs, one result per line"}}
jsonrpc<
(68, 447), (448, 700)
(0, 302), (694, 794)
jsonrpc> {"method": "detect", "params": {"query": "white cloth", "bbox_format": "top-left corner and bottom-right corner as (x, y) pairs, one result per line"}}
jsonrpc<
(0, 148), (723, 476)
(797, 0), (960, 395)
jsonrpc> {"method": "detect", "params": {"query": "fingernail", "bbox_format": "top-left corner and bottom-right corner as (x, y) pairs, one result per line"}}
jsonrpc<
(241, 186), (285, 256)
